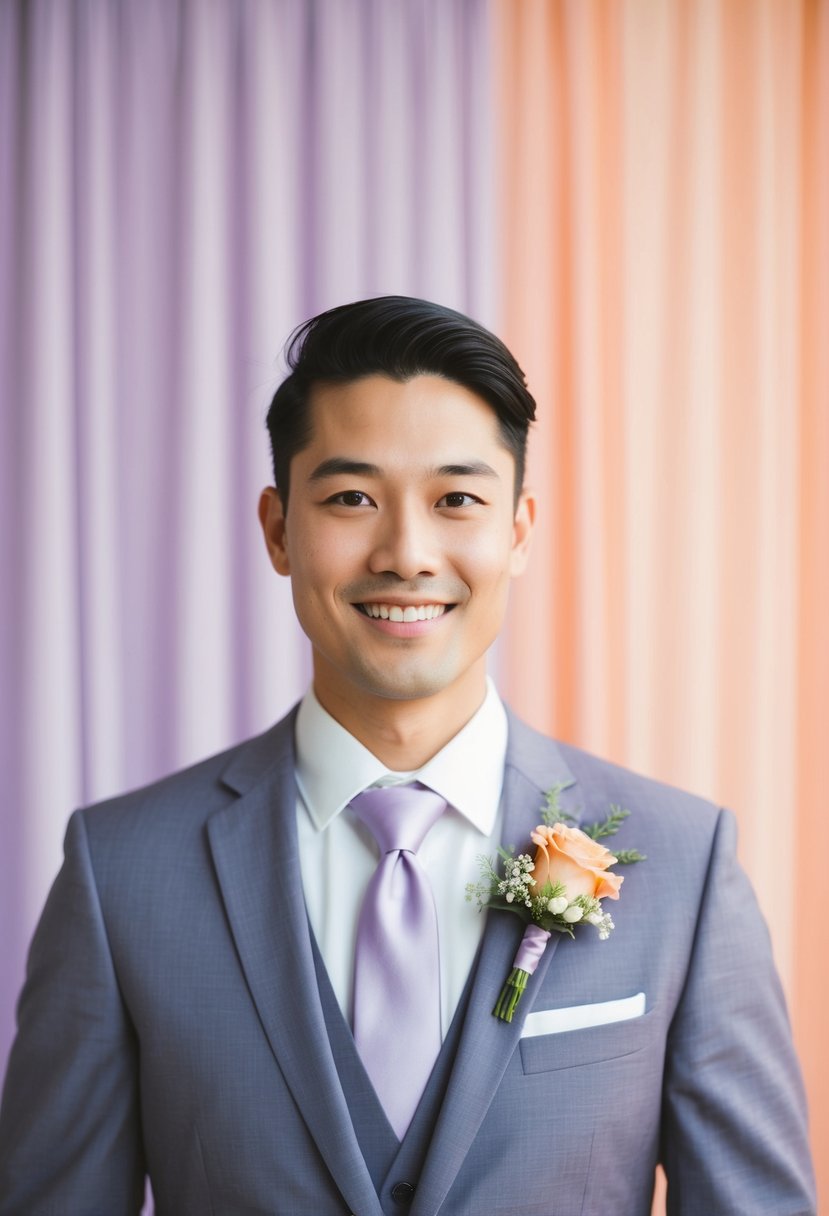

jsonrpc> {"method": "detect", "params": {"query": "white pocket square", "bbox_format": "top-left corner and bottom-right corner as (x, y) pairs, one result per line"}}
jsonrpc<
(520, 992), (646, 1038)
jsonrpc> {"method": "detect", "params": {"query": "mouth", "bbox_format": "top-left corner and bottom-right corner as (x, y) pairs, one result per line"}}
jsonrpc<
(354, 602), (455, 622)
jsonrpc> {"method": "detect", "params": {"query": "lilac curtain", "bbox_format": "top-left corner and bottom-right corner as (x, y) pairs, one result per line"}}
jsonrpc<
(0, 0), (496, 1076)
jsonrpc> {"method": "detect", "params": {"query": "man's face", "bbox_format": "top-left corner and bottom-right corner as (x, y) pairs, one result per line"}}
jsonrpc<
(259, 374), (534, 719)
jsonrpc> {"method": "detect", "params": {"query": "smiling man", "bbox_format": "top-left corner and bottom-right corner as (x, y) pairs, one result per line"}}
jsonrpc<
(259, 371), (533, 764)
(0, 298), (815, 1215)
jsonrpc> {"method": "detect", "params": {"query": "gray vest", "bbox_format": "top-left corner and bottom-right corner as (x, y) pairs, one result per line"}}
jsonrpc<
(312, 936), (474, 1214)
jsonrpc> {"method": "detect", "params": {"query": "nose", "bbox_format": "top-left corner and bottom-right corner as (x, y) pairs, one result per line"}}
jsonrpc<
(367, 501), (439, 581)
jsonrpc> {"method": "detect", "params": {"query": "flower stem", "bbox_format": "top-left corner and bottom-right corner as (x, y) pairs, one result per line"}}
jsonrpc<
(492, 967), (530, 1022)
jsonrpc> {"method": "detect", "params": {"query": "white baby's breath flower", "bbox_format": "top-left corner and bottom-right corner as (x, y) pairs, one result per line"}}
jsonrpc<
(505, 892), (514, 903)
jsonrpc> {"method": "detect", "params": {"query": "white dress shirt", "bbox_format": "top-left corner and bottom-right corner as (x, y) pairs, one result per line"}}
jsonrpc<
(295, 680), (507, 1037)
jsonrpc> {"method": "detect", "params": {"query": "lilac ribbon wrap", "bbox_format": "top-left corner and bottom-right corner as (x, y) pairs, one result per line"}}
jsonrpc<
(513, 923), (552, 973)
(493, 922), (553, 1021)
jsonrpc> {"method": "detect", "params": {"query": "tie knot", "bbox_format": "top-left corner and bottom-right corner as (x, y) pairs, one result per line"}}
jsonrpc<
(350, 784), (447, 855)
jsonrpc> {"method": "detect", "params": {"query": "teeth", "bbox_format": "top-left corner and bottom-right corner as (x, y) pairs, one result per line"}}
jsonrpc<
(362, 603), (447, 622)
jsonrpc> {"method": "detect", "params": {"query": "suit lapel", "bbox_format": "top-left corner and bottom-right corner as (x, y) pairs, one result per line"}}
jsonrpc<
(206, 711), (384, 1216)
(411, 712), (580, 1216)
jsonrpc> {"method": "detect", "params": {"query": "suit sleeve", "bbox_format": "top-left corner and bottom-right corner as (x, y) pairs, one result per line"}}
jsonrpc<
(660, 807), (816, 1215)
(0, 810), (146, 1215)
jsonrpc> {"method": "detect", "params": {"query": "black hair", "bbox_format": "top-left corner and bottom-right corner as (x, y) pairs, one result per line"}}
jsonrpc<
(265, 295), (536, 506)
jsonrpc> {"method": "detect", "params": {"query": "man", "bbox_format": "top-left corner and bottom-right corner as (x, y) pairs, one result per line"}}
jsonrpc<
(0, 297), (815, 1214)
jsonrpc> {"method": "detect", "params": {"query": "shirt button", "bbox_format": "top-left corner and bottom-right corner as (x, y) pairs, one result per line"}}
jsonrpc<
(391, 1180), (416, 1205)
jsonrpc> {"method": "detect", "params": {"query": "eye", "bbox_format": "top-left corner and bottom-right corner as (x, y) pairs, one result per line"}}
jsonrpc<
(324, 490), (376, 508)
(437, 492), (483, 509)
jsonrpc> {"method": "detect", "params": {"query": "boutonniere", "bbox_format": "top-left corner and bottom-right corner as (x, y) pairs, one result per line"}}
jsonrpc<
(465, 786), (646, 1022)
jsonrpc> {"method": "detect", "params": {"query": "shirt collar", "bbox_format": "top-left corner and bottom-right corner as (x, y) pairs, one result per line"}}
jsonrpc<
(295, 679), (507, 837)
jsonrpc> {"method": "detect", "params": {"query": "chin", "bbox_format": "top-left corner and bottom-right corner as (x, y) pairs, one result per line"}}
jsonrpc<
(352, 663), (461, 704)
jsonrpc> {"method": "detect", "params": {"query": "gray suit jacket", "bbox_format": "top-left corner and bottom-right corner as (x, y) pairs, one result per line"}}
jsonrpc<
(0, 708), (816, 1214)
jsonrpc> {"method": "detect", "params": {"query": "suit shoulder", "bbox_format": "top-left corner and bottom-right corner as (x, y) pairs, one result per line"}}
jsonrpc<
(559, 740), (718, 823)
(506, 709), (721, 835)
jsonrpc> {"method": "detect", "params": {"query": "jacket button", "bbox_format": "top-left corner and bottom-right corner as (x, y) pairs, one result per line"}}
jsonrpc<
(391, 1180), (416, 1205)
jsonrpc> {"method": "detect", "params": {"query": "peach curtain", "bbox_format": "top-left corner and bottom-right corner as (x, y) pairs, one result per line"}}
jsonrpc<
(495, 0), (829, 1208)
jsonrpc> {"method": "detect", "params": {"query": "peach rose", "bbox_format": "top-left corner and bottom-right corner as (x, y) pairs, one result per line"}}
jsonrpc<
(530, 822), (623, 902)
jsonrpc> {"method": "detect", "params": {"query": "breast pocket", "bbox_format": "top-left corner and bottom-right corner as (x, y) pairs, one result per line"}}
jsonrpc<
(519, 1006), (657, 1075)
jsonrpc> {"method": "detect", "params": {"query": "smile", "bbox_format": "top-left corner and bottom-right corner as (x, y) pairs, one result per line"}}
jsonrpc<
(356, 603), (451, 622)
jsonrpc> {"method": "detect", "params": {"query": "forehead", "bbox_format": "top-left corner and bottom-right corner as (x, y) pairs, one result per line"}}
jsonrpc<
(301, 374), (508, 464)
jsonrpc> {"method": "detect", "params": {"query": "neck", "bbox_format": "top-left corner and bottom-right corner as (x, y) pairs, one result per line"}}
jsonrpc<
(313, 670), (489, 770)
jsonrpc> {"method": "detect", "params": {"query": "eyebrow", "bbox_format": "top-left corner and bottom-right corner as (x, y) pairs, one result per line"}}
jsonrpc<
(308, 458), (381, 482)
(438, 462), (500, 479)
(308, 457), (500, 482)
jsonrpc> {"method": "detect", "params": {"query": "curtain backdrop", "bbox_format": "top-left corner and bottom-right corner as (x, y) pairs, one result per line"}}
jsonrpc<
(0, 0), (496, 1063)
(497, 0), (829, 1204)
(1, 0), (827, 1208)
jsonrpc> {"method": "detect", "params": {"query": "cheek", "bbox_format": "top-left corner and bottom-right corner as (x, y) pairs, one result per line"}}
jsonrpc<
(289, 530), (351, 592)
(452, 529), (516, 586)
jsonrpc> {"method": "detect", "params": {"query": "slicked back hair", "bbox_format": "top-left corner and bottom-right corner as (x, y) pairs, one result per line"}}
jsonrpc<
(265, 296), (536, 508)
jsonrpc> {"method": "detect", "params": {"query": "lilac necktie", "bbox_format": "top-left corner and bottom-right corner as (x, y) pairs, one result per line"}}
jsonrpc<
(350, 783), (447, 1139)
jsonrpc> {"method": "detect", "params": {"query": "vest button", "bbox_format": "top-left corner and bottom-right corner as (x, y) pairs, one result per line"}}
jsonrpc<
(391, 1180), (416, 1204)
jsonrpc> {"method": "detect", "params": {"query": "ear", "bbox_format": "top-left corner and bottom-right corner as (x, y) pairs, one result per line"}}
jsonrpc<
(509, 488), (536, 577)
(258, 487), (291, 576)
